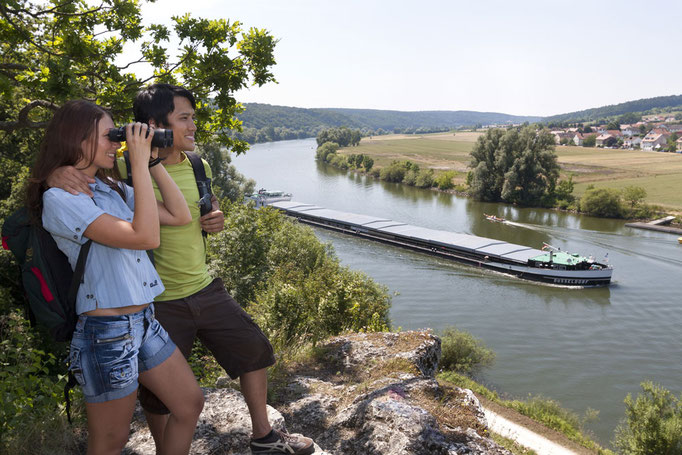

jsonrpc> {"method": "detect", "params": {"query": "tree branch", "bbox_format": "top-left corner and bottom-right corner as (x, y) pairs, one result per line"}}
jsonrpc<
(0, 100), (59, 132)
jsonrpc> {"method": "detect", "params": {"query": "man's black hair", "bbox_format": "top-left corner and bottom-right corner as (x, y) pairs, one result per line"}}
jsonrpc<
(133, 83), (196, 126)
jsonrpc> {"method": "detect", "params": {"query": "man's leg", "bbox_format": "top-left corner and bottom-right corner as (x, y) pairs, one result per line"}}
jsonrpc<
(188, 279), (314, 454)
(240, 368), (271, 439)
(138, 300), (198, 454)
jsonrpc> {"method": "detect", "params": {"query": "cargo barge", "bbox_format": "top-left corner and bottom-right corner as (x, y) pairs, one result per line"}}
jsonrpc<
(270, 201), (613, 287)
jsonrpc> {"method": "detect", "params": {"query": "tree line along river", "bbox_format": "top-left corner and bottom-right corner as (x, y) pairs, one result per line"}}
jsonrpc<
(232, 138), (682, 445)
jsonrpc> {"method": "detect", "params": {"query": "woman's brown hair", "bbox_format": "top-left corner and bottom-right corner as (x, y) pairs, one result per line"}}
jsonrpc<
(26, 100), (124, 223)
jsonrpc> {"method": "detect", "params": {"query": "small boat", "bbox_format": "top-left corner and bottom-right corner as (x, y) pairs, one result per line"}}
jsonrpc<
(678, 237), (682, 244)
(244, 189), (293, 208)
(484, 213), (506, 223)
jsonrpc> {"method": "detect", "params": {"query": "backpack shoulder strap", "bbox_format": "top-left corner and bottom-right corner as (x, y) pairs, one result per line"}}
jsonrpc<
(184, 151), (207, 183)
(122, 151), (133, 186)
(67, 239), (92, 306)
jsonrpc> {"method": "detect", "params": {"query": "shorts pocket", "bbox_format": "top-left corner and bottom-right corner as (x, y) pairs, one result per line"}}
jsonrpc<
(68, 346), (86, 386)
(108, 359), (136, 389)
(95, 334), (133, 366)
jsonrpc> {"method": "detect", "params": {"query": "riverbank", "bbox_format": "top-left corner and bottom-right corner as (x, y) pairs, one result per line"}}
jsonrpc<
(338, 133), (682, 211)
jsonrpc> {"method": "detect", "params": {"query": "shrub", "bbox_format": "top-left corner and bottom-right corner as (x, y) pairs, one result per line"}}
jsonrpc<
(579, 187), (623, 218)
(622, 186), (647, 209)
(415, 169), (435, 188)
(0, 311), (81, 453)
(207, 203), (392, 351)
(403, 169), (418, 186)
(439, 326), (495, 374)
(329, 154), (349, 169)
(614, 382), (682, 454)
(315, 142), (339, 162)
(380, 161), (408, 182)
(435, 171), (456, 190)
(362, 155), (374, 172)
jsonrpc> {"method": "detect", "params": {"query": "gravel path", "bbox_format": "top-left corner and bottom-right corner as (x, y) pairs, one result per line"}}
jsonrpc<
(484, 407), (579, 455)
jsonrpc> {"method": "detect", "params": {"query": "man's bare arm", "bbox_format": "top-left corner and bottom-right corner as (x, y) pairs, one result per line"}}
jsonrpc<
(46, 166), (95, 196)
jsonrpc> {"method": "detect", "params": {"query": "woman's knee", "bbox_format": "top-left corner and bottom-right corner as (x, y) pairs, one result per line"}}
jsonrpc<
(88, 426), (130, 454)
(171, 388), (204, 421)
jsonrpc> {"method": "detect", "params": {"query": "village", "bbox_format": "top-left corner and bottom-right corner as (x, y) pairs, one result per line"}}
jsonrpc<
(549, 113), (682, 152)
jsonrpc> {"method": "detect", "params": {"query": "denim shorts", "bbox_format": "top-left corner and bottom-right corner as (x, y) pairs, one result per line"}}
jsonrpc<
(69, 305), (176, 403)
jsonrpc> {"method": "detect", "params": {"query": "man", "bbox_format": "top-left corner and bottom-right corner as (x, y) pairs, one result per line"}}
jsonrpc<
(47, 84), (314, 455)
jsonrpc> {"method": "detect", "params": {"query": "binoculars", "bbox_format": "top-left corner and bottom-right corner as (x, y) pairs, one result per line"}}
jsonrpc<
(108, 126), (173, 149)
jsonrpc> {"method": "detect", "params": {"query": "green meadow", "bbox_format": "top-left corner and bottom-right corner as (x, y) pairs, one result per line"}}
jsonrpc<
(342, 133), (682, 211)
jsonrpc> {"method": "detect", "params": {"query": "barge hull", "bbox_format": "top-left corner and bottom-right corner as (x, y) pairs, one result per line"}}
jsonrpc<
(270, 201), (612, 287)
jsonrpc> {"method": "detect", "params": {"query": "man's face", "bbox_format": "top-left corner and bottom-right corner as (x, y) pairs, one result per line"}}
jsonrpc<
(162, 96), (196, 153)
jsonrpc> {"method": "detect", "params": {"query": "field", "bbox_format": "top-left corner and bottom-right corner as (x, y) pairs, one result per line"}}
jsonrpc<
(340, 133), (682, 211)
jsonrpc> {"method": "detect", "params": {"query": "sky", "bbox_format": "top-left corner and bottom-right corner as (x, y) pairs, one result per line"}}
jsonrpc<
(138, 0), (682, 117)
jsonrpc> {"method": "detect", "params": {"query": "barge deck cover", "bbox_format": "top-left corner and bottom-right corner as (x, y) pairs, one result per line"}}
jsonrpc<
(272, 201), (544, 264)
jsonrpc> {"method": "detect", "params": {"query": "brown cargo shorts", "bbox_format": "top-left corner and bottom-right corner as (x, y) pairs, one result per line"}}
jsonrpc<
(138, 278), (275, 414)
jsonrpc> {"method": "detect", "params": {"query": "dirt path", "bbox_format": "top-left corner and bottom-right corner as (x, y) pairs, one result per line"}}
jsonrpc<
(478, 396), (597, 455)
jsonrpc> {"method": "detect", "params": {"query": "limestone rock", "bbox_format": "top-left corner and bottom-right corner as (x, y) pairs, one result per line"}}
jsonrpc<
(124, 388), (329, 455)
(275, 331), (511, 455)
(123, 330), (509, 455)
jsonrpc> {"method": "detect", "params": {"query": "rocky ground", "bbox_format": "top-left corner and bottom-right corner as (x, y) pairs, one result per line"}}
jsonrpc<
(122, 331), (582, 454)
(124, 331), (510, 454)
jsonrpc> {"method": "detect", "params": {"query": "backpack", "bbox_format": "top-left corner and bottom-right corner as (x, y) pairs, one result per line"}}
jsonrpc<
(2, 207), (92, 424)
(2, 207), (91, 342)
(122, 150), (212, 236)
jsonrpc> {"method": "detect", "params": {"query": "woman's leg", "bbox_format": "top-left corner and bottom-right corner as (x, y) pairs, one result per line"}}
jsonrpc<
(84, 391), (137, 455)
(138, 348), (204, 455)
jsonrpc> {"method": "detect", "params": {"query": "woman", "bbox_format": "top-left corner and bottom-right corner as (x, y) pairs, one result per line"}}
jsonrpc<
(26, 100), (204, 455)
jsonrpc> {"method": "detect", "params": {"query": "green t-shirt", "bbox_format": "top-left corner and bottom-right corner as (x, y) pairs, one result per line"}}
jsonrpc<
(116, 154), (213, 301)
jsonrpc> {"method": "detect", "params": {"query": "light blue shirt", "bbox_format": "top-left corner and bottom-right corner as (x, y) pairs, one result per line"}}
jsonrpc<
(42, 177), (164, 314)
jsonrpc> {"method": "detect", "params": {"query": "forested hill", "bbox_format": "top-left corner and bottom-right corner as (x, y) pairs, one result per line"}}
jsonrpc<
(235, 103), (541, 143)
(544, 95), (682, 123)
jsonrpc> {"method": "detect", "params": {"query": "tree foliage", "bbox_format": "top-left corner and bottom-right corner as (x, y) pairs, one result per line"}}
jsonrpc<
(197, 142), (255, 202)
(469, 127), (560, 206)
(579, 187), (623, 218)
(614, 382), (682, 455)
(622, 186), (647, 209)
(207, 203), (391, 349)
(583, 134), (597, 147)
(0, 0), (277, 181)
(316, 126), (362, 147)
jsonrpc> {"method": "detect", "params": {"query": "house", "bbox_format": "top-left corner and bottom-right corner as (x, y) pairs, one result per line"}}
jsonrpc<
(596, 133), (617, 147)
(623, 136), (642, 149)
(573, 133), (584, 146)
(641, 133), (667, 151)
(666, 124), (682, 133)
(621, 126), (640, 136)
(677, 137), (682, 152)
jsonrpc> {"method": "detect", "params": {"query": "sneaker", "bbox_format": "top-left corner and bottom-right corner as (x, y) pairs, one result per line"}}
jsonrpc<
(250, 429), (315, 455)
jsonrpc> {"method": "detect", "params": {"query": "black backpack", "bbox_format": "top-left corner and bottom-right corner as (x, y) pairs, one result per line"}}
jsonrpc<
(2, 207), (92, 423)
(2, 207), (91, 342)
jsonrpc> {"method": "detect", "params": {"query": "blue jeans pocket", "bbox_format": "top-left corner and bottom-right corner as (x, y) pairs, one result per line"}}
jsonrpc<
(108, 359), (136, 389)
(95, 333), (133, 366)
(68, 346), (86, 386)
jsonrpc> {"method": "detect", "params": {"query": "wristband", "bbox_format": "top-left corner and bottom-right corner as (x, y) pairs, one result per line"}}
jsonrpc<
(148, 156), (165, 168)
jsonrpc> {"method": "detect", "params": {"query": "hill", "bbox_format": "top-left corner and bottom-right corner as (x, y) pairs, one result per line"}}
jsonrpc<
(235, 103), (541, 143)
(544, 94), (682, 123)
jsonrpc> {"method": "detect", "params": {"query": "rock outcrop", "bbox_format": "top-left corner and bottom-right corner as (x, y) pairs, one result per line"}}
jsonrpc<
(124, 331), (511, 454)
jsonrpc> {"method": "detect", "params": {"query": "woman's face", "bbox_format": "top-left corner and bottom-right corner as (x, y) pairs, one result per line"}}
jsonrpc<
(80, 115), (120, 172)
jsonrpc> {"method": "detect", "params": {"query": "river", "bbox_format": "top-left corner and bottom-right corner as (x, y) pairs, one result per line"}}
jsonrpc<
(231, 138), (682, 445)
